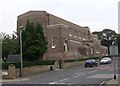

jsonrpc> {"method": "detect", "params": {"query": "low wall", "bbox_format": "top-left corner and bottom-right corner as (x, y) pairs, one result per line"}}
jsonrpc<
(22, 65), (52, 76)
(63, 61), (84, 68)
(4, 61), (84, 79)
(7, 65), (53, 78)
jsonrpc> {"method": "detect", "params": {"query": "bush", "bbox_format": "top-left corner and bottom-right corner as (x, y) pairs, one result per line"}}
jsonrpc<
(64, 56), (99, 63)
(2, 60), (55, 70)
(23, 60), (55, 67)
(2, 62), (21, 69)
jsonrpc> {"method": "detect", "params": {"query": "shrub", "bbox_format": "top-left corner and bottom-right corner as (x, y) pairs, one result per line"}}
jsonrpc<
(2, 60), (55, 70)
(64, 56), (99, 63)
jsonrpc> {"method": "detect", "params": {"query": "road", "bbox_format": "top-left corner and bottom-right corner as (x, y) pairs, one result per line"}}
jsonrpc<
(2, 58), (119, 85)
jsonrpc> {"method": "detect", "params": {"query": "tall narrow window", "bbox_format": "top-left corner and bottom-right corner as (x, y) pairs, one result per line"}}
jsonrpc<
(64, 40), (68, 51)
(52, 37), (56, 49)
(47, 14), (49, 25)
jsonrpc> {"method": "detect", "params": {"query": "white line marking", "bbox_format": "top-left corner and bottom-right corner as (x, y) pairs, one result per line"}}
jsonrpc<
(73, 73), (85, 78)
(49, 81), (58, 84)
(49, 78), (69, 84)
(88, 70), (97, 73)
(59, 78), (69, 82)
(73, 75), (81, 78)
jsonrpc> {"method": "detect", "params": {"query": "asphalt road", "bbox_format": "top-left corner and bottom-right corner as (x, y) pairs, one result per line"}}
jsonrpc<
(2, 58), (119, 85)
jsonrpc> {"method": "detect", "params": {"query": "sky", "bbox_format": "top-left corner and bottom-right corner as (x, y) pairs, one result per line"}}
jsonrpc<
(0, 0), (119, 34)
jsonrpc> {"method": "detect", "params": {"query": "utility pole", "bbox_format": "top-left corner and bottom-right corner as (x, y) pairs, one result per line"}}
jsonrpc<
(19, 26), (23, 77)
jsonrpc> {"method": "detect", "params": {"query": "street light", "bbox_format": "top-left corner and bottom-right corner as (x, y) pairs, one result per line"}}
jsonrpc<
(112, 41), (117, 80)
(19, 26), (23, 77)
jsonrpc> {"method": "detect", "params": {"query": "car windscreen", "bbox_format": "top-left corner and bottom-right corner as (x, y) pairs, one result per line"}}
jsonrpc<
(102, 58), (110, 60)
(85, 60), (92, 62)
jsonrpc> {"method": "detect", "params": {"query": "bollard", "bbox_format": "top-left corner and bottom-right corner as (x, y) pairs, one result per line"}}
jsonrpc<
(8, 64), (16, 79)
(50, 66), (53, 71)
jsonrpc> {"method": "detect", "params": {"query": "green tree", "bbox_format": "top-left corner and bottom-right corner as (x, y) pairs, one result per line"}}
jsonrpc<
(92, 29), (117, 54)
(92, 31), (102, 39)
(22, 21), (47, 61)
(1, 33), (19, 62)
(117, 34), (120, 54)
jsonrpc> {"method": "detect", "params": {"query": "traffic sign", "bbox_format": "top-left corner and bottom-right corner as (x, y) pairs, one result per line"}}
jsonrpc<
(109, 45), (118, 55)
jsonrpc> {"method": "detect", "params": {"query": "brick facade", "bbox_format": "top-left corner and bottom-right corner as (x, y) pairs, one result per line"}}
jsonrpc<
(17, 11), (108, 60)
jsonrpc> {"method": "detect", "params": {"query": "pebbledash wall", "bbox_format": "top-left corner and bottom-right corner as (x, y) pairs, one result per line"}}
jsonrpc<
(17, 10), (108, 60)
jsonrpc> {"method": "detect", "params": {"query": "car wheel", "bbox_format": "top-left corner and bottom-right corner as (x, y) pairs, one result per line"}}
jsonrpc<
(90, 65), (93, 67)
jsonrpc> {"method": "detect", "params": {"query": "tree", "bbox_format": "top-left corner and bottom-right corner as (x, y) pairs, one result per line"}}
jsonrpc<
(1, 33), (19, 62)
(117, 34), (120, 54)
(22, 21), (47, 61)
(92, 31), (102, 39)
(92, 29), (117, 54)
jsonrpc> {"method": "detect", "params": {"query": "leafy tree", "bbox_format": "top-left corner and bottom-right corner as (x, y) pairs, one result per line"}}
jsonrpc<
(92, 29), (117, 54)
(117, 34), (120, 54)
(1, 33), (19, 62)
(22, 21), (47, 61)
(92, 31), (102, 39)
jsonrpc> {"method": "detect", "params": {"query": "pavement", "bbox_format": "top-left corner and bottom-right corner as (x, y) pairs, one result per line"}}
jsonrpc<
(106, 79), (118, 84)
(100, 78), (119, 86)
(2, 76), (120, 85)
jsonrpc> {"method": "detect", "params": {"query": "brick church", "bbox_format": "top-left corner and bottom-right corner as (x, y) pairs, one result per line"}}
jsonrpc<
(17, 11), (108, 60)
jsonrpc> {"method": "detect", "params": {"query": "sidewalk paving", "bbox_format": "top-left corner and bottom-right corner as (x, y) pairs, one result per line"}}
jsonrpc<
(1, 75), (31, 83)
(102, 78), (120, 86)
(106, 79), (118, 84)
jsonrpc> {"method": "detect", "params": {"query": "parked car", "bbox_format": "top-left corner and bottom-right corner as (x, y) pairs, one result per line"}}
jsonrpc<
(85, 59), (98, 68)
(100, 57), (111, 65)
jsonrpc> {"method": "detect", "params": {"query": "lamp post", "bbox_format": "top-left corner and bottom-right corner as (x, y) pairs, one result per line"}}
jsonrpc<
(112, 41), (116, 80)
(19, 26), (23, 77)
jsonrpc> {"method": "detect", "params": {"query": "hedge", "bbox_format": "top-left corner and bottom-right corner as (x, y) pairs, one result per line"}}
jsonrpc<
(64, 56), (99, 63)
(23, 60), (55, 67)
(2, 60), (55, 70)
(2, 56), (101, 69)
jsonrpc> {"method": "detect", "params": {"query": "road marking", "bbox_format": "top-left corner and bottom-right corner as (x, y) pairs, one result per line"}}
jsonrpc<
(59, 78), (69, 82)
(49, 81), (58, 84)
(49, 78), (69, 84)
(73, 74), (81, 78)
(88, 70), (97, 73)
(73, 73), (86, 78)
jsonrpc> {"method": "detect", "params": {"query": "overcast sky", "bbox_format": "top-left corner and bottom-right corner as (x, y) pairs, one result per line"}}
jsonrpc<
(0, 0), (119, 34)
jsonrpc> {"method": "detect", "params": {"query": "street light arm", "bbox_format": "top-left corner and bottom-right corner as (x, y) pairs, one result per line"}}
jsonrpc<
(19, 26), (23, 29)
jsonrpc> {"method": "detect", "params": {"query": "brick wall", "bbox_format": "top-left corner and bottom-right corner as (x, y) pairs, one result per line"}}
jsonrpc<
(17, 11), (108, 60)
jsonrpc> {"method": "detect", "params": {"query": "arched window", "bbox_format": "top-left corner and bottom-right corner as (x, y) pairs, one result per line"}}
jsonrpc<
(64, 40), (68, 51)
(52, 37), (56, 49)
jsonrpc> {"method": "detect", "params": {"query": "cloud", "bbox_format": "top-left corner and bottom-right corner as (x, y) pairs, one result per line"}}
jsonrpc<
(0, 0), (119, 34)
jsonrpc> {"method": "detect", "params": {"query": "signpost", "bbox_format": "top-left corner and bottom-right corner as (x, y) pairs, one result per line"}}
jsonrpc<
(109, 44), (118, 79)
(110, 45), (118, 55)
(73, 50), (79, 62)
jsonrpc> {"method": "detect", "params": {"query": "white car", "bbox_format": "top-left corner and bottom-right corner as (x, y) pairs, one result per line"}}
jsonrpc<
(100, 57), (111, 65)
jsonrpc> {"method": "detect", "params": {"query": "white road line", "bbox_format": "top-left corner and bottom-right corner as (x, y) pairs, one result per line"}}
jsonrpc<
(49, 78), (69, 84)
(49, 81), (58, 84)
(88, 70), (97, 73)
(73, 73), (85, 78)
(73, 74), (81, 78)
(59, 78), (69, 82)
